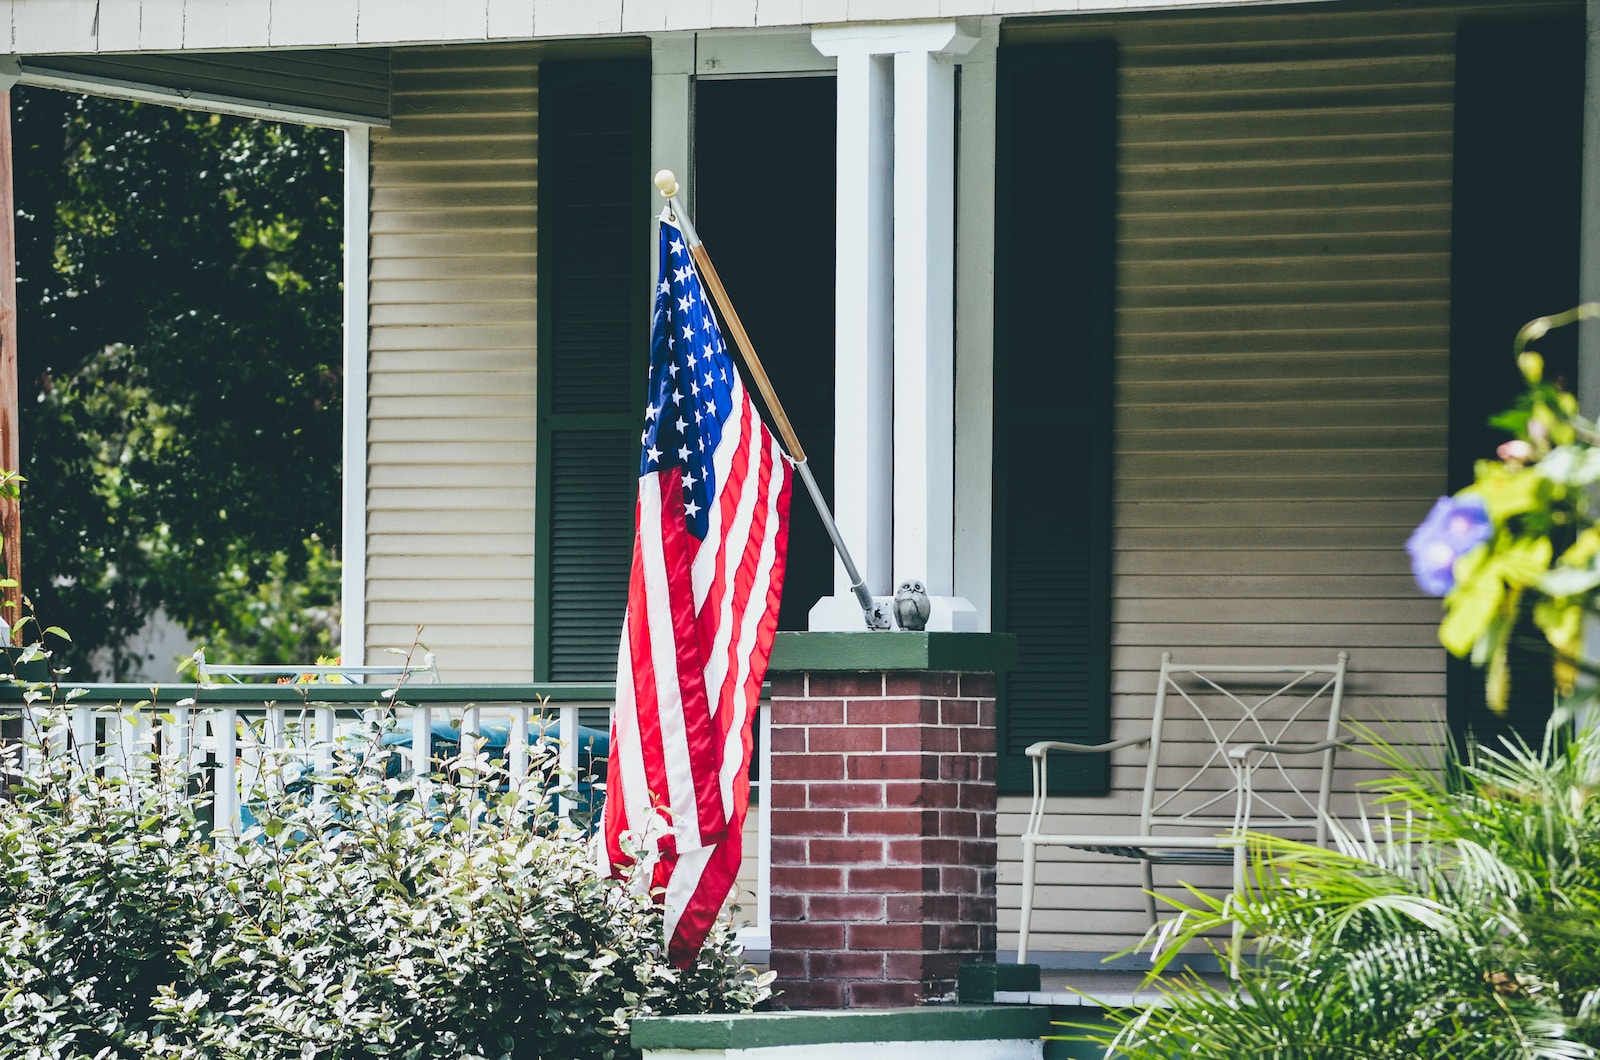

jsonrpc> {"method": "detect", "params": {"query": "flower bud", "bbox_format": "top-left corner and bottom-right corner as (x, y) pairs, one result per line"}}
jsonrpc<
(1498, 439), (1534, 463)
(1519, 351), (1544, 384)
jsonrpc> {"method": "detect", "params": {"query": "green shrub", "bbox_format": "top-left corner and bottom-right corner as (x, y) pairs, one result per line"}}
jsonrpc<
(0, 709), (770, 1059)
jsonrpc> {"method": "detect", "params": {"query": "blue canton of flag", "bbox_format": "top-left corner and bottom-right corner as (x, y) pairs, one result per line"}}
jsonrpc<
(640, 221), (737, 540)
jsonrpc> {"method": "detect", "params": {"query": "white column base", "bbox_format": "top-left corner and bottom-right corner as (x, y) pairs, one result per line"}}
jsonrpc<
(808, 594), (979, 632)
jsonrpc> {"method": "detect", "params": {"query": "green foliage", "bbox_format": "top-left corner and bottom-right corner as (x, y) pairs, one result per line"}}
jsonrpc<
(1072, 722), (1600, 1059)
(195, 534), (342, 666)
(13, 88), (344, 678)
(0, 702), (769, 1058)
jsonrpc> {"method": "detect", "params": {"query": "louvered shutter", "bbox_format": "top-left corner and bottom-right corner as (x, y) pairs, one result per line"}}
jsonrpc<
(993, 42), (1116, 795)
(535, 59), (649, 682)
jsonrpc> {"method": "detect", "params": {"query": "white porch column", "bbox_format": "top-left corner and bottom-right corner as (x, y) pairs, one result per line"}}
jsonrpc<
(811, 21), (978, 632)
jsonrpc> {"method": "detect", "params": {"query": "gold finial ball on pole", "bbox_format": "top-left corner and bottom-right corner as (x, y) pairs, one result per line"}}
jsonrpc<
(654, 169), (680, 198)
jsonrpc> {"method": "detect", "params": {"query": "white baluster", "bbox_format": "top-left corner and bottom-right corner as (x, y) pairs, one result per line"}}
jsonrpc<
(213, 709), (240, 836)
(559, 703), (579, 819)
(508, 704), (529, 791)
(70, 706), (95, 773)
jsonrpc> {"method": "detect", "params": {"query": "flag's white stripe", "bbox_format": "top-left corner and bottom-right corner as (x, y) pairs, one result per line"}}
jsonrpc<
(692, 376), (750, 608)
(662, 843), (714, 945)
(718, 433), (787, 806)
(637, 474), (704, 853)
(611, 616), (654, 842)
(702, 393), (765, 727)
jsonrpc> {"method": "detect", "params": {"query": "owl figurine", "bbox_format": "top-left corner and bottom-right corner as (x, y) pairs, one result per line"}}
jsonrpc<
(893, 580), (932, 631)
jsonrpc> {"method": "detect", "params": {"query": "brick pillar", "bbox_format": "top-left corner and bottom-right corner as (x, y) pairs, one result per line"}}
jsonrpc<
(767, 669), (998, 1009)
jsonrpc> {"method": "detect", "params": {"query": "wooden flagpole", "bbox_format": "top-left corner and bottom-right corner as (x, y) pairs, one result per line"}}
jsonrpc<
(0, 90), (22, 631)
(653, 170), (889, 631)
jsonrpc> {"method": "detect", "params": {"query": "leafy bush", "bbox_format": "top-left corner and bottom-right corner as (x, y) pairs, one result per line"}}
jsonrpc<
(0, 707), (769, 1059)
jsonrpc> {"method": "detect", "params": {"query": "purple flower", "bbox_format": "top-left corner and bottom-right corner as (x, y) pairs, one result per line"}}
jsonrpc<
(1407, 495), (1491, 596)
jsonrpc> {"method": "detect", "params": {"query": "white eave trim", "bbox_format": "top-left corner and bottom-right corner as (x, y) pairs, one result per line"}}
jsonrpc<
(16, 61), (389, 129)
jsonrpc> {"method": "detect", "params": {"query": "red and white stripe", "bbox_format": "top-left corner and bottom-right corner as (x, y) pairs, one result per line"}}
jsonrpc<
(605, 376), (791, 964)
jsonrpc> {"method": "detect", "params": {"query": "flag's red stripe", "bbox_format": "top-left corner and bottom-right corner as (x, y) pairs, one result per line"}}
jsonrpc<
(696, 397), (755, 658)
(656, 478), (729, 846)
(624, 499), (674, 853)
(712, 431), (774, 736)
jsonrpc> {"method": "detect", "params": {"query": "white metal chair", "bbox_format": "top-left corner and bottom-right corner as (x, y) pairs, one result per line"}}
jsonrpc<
(1015, 652), (1350, 964)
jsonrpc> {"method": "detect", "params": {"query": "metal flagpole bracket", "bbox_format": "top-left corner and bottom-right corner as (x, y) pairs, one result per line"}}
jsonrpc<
(653, 169), (892, 632)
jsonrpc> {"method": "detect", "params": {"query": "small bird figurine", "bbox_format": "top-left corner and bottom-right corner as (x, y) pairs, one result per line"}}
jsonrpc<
(893, 580), (932, 631)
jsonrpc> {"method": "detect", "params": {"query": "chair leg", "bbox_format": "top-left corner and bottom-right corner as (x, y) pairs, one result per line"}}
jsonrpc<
(1017, 840), (1037, 964)
(1143, 858), (1157, 925)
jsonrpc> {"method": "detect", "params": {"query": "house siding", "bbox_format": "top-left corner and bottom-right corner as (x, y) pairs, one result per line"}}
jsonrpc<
(995, 0), (1580, 957)
(365, 45), (538, 680)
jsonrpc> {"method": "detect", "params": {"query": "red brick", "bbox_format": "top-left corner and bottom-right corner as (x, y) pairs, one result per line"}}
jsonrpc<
(813, 951), (886, 979)
(959, 727), (996, 753)
(886, 725), (957, 752)
(810, 837), (884, 863)
(772, 809), (845, 837)
(847, 698), (939, 725)
(884, 951), (930, 981)
(939, 866), (980, 894)
(775, 981), (846, 1010)
(978, 755), (996, 781)
(769, 727), (807, 753)
(775, 753), (845, 781)
(768, 950), (807, 978)
(771, 837), (808, 864)
(958, 782), (996, 811)
(939, 756), (980, 782)
(959, 838), (997, 867)
(960, 673), (998, 698)
(849, 981), (924, 1008)
(767, 673), (807, 697)
(883, 780), (957, 808)
(959, 894), (998, 924)
(808, 894), (885, 921)
(938, 923), (981, 952)
(900, 893), (958, 921)
(773, 865), (845, 892)
(849, 808), (939, 836)
(897, 837), (959, 865)
(919, 951), (965, 983)
(770, 894), (806, 921)
(848, 922), (941, 950)
(809, 725), (884, 753)
(772, 922), (846, 949)
(772, 699), (843, 726)
(939, 700), (978, 727)
(849, 866), (939, 892)
(808, 781), (885, 809)
(848, 754), (936, 781)
(886, 672), (958, 697)
(808, 673), (885, 697)
(978, 812), (996, 839)
(938, 810), (979, 837)
(774, 981), (845, 1010)
(769, 782), (807, 808)
(979, 925), (998, 953)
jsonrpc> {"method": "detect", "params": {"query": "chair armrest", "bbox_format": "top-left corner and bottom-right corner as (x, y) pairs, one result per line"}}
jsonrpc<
(1227, 739), (1351, 759)
(1027, 735), (1150, 758)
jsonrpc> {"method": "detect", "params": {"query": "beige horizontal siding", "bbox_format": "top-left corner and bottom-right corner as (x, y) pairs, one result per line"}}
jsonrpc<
(366, 44), (537, 682)
(997, 0), (1578, 959)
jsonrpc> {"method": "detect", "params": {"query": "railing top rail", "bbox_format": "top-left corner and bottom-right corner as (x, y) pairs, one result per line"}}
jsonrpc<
(0, 682), (619, 706)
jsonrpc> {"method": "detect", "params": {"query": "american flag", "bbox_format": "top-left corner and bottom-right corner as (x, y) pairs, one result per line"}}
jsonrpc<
(603, 213), (792, 965)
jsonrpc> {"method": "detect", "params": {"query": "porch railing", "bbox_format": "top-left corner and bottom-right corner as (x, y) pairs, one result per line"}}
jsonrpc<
(0, 681), (774, 952)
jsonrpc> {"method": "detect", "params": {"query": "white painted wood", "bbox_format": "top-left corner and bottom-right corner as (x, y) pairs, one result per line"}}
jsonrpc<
(361, 0), (487, 44)
(531, 0), (622, 37)
(344, 126), (371, 671)
(642, 1041), (1040, 1060)
(953, 20), (998, 630)
(137, 0), (187, 50)
(891, 30), (971, 599)
(93, 3), (143, 50)
(181, 1), (272, 49)
(268, 0), (358, 47)
(487, 0), (536, 38)
(651, 33), (694, 221)
(214, 709), (240, 834)
(693, 30), (835, 75)
(16, 66), (387, 128)
(11, 0), (97, 53)
(810, 31), (894, 618)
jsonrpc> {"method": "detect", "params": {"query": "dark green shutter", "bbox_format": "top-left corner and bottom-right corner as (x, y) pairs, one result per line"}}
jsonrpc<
(1446, 18), (1582, 750)
(993, 41), (1117, 795)
(534, 59), (650, 682)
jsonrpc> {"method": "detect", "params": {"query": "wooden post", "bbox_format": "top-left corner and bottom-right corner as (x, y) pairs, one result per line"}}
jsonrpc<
(0, 90), (21, 625)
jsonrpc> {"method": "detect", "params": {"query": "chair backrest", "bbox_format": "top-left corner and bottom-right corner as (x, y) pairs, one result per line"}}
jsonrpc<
(1139, 652), (1349, 846)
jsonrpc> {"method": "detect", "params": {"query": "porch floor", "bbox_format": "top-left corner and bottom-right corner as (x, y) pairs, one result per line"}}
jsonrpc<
(994, 968), (1230, 1008)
